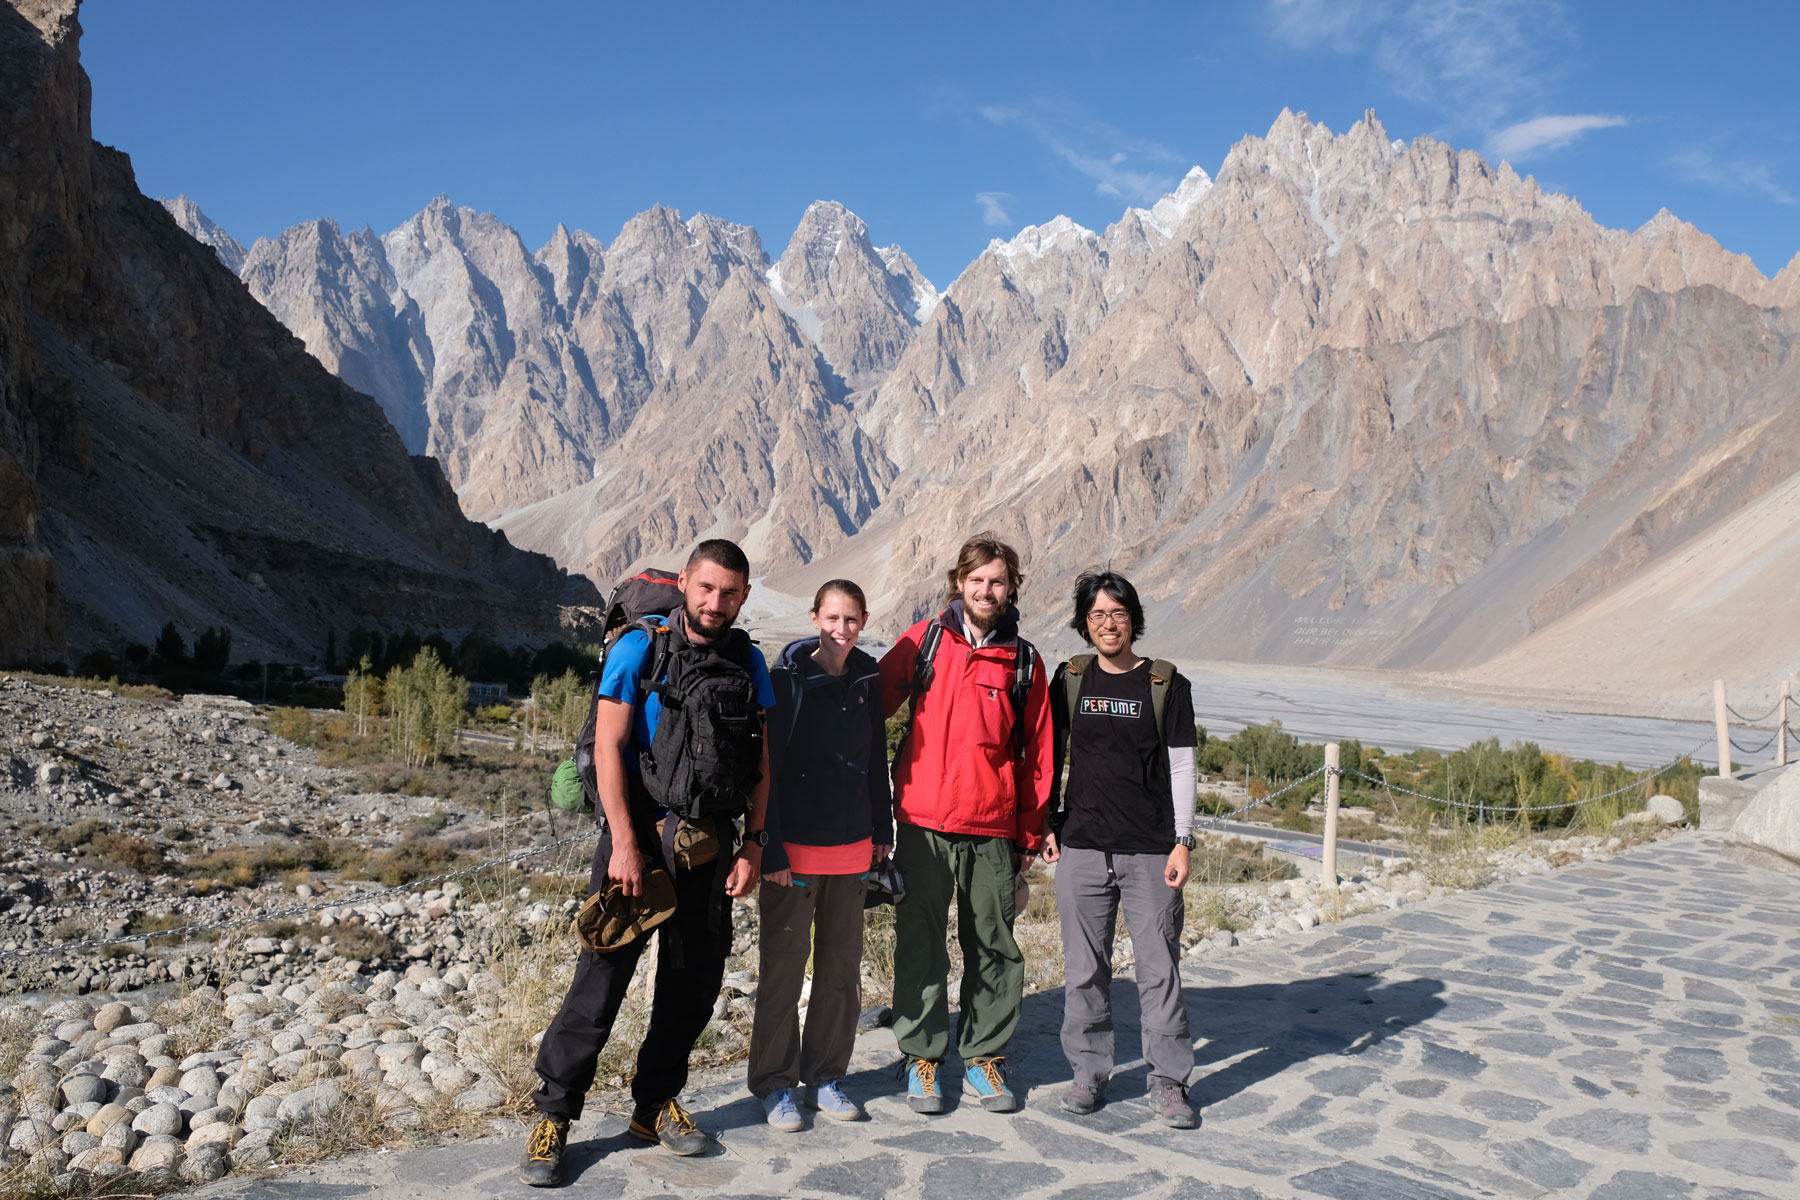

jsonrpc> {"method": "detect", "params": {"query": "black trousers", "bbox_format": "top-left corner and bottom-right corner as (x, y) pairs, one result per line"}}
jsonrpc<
(530, 832), (732, 1118)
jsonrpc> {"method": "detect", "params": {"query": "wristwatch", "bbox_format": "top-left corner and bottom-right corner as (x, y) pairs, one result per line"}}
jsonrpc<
(1175, 835), (1197, 850)
(742, 829), (769, 847)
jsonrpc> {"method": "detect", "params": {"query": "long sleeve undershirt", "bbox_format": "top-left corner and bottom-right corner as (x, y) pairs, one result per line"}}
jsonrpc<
(1170, 745), (1197, 839)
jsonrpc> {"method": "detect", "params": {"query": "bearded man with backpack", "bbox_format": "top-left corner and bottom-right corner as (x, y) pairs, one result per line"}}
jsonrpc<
(520, 539), (774, 1186)
(877, 532), (1052, 1115)
(1042, 570), (1199, 1129)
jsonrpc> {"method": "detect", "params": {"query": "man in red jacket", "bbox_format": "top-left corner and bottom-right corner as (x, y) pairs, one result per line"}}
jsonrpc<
(879, 532), (1052, 1114)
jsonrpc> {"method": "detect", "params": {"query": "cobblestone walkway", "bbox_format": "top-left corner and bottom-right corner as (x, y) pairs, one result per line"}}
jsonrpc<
(187, 831), (1800, 1199)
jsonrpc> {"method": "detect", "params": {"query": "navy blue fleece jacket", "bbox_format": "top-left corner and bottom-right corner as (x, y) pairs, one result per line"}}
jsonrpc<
(763, 637), (894, 873)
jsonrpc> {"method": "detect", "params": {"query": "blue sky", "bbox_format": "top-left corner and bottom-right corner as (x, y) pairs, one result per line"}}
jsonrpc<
(83, 0), (1799, 287)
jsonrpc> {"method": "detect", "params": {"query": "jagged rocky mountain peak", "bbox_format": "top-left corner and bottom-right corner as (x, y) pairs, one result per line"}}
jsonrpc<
(159, 194), (248, 274)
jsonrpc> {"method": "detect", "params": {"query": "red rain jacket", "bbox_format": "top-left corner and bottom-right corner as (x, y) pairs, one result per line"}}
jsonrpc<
(878, 606), (1053, 851)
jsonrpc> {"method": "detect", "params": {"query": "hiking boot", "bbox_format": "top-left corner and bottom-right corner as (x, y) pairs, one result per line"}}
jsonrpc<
(1059, 1078), (1104, 1115)
(1149, 1081), (1198, 1129)
(905, 1057), (944, 1114)
(811, 1080), (862, 1121)
(628, 1098), (712, 1155)
(964, 1056), (1017, 1112)
(518, 1116), (567, 1187)
(763, 1087), (804, 1133)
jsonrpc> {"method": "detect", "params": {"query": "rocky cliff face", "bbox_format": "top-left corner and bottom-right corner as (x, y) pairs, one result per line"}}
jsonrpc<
(191, 103), (1799, 688)
(0, 0), (593, 666)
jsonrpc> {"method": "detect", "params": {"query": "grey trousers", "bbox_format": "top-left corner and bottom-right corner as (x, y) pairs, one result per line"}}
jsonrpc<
(1055, 845), (1192, 1089)
(747, 870), (868, 1096)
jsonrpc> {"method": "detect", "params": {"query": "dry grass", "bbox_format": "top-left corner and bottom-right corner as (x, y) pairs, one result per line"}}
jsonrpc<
(462, 922), (584, 1117)
(151, 986), (233, 1064)
(1014, 862), (1065, 994)
(1404, 817), (1502, 890)
(11, 671), (172, 703)
(1188, 834), (1298, 886)
(1184, 889), (1243, 940)
(863, 904), (897, 991)
(0, 1006), (36, 1081)
(0, 1163), (187, 1200)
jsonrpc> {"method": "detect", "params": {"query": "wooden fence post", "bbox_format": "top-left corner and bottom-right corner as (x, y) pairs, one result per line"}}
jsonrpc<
(1716, 679), (1731, 778)
(1322, 743), (1341, 891)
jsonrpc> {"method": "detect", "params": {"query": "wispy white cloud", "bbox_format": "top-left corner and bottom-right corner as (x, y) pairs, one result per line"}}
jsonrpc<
(1266, 0), (1372, 53)
(1490, 113), (1627, 160)
(1672, 145), (1799, 207)
(974, 191), (1013, 227)
(979, 96), (1186, 206)
(1265, 0), (1576, 132)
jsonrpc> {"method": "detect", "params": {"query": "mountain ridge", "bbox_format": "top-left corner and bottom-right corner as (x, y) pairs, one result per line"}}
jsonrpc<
(160, 107), (1800, 704)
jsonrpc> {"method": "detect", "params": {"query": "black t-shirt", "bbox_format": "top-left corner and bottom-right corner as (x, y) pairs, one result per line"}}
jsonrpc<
(1060, 660), (1197, 855)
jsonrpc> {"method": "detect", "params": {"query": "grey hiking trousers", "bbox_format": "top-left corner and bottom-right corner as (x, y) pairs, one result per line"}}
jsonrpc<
(748, 870), (868, 1096)
(1055, 845), (1192, 1089)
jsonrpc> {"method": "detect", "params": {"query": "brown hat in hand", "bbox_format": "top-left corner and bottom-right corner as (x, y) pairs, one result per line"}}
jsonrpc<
(574, 869), (677, 953)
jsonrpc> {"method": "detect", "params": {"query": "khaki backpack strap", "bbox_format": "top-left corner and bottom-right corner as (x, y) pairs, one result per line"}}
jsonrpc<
(1148, 659), (1177, 744)
(1061, 653), (1096, 724)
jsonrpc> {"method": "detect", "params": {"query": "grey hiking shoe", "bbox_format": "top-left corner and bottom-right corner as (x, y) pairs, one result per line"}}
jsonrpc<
(1059, 1079), (1104, 1115)
(518, 1116), (567, 1186)
(1149, 1081), (1197, 1128)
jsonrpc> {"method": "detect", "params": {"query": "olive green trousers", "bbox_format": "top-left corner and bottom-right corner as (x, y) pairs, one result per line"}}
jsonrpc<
(892, 823), (1023, 1061)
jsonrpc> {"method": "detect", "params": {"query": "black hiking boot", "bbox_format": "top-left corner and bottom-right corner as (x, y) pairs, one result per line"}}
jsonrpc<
(518, 1116), (568, 1186)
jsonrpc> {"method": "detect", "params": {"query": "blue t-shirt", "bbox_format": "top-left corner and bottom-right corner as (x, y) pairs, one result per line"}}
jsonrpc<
(596, 622), (775, 772)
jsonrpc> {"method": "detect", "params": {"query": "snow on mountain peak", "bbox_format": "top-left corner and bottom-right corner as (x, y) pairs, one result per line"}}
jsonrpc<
(989, 215), (1098, 265)
(1132, 166), (1215, 239)
(879, 244), (941, 322)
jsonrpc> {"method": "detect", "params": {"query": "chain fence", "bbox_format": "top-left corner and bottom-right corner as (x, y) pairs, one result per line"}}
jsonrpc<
(1729, 729), (1780, 757)
(3, 706), (1772, 968)
(1726, 698), (1784, 724)
(1196, 766), (1328, 826)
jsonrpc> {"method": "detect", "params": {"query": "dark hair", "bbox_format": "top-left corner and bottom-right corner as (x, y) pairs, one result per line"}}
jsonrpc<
(943, 531), (1024, 606)
(685, 538), (750, 578)
(812, 579), (867, 615)
(1070, 571), (1146, 645)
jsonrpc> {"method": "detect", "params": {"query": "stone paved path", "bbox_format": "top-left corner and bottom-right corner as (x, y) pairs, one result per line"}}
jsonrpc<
(184, 831), (1800, 1199)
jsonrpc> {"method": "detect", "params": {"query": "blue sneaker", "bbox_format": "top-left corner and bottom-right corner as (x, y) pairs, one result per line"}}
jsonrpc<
(763, 1087), (803, 1132)
(905, 1057), (944, 1114)
(811, 1080), (862, 1121)
(965, 1056), (1016, 1112)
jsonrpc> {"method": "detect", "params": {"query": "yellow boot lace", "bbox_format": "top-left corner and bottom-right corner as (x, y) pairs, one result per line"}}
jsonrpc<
(526, 1118), (565, 1162)
(660, 1099), (699, 1136)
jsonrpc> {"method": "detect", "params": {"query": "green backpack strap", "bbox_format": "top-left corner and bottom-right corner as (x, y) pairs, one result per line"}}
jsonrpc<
(1148, 659), (1177, 745)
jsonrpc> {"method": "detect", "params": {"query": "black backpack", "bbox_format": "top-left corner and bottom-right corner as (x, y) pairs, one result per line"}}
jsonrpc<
(570, 568), (762, 821)
(894, 618), (1038, 773)
(636, 619), (763, 820)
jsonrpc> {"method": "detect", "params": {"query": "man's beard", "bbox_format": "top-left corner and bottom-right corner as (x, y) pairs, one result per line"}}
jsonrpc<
(685, 600), (734, 639)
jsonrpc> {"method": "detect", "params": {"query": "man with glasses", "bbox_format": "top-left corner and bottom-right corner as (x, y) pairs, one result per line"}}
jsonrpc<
(1041, 570), (1199, 1127)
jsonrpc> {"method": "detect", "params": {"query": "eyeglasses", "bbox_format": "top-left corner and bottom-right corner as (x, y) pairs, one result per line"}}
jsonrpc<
(1085, 610), (1130, 629)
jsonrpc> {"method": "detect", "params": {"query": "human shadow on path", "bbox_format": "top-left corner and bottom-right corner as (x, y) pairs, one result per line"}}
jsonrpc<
(697, 970), (1445, 1137)
(1003, 972), (1447, 1112)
